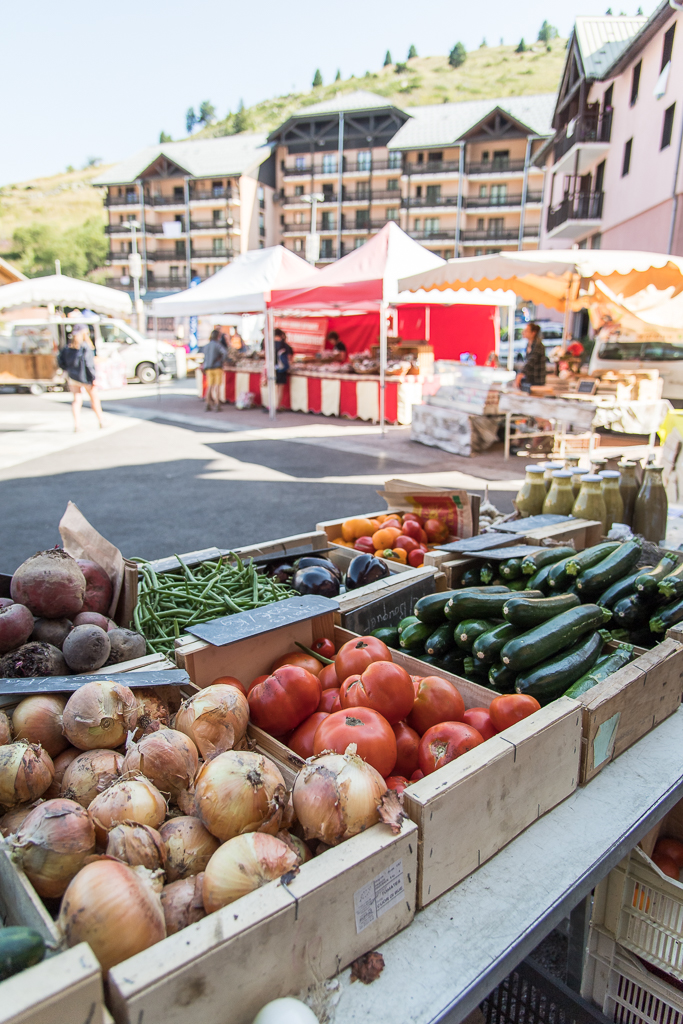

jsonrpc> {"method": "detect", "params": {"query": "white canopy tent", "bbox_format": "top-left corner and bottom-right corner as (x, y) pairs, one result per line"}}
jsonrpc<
(0, 274), (132, 318)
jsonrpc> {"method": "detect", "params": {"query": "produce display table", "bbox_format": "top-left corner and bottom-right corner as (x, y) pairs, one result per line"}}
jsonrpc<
(330, 706), (683, 1024)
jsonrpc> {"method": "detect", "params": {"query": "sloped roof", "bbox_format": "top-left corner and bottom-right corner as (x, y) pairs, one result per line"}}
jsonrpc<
(0, 256), (25, 285)
(288, 90), (407, 118)
(92, 133), (271, 185)
(602, 1), (675, 78)
(387, 94), (556, 150)
(574, 15), (647, 78)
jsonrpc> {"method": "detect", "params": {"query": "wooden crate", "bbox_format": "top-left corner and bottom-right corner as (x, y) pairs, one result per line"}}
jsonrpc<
(316, 498), (481, 552)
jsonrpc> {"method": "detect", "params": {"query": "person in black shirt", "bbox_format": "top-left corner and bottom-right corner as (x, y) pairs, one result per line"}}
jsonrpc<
(57, 325), (104, 431)
(516, 322), (547, 389)
(273, 328), (293, 409)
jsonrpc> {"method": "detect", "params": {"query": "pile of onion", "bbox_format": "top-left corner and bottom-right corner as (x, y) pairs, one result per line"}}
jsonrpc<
(45, 747), (80, 799)
(292, 749), (387, 845)
(60, 749), (124, 808)
(161, 874), (206, 935)
(203, 833), (300, 913)
(194, 750), (286, 842)
(12, 798), (95, 898)
(12, 695), (68, 759)
(62, 681), (137, 751)
(88, 777), (166, 846)
(0, 711), (11, 745)
(106, 823), (166, 871)
(158, 816), (219, 881)
(132, 689), (170, 741)
(0, 742), (54, 808)
(59, 859), (166, 972)
(122, 729), (198, 801)
(175, 684), (249, 761)
(0, 803), (35, 837)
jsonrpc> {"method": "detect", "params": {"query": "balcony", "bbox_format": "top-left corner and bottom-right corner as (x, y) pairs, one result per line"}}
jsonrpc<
(280, 190), (402, 207)
(408, 229), (455, 241)
(460, 227), (540, 243)
(465, 160), (526, 175)
(403, 195), (459, 209)
(552, 113), (612, 175)
(106, 223), (166, 235)
(405, 160), (460, 176)
(145, 194), (186, 207)
(190, 249), (232, 259)
(190, 220), (235, 231)
(546, 191), (604, 239)
(282, 159), (402, 177)
(105, 194), (140, 207)
(282, 219), (396, 236)
(190, 187), (234, 201)
(465, 191), (544, 209)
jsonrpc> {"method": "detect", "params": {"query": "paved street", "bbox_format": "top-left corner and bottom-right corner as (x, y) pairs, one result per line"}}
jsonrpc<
(0, 382), (523, 573)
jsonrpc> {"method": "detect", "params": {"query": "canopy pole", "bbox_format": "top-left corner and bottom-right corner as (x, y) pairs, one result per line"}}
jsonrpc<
(265, 309), (277, 421)
(507, 303), (515, 372)
(380, 301), (388, 435)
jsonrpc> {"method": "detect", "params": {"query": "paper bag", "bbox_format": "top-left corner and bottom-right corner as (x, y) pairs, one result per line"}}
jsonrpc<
(377, 479), (474, 539)
(58, 502), (125, 619)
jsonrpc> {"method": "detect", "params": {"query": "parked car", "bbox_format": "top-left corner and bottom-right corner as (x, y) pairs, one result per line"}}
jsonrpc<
(589, 338), (683, 401)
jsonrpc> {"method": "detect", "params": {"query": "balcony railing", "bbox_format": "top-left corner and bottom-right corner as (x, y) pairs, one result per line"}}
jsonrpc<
(459, 227), (540, 243)
(190, 188), (233, 201)
(106, 223), (168, 235)
(465, 191), (544, 209)
(465, 160), (527, 175)
(280, 189), (402, 206)
(403, 195), (460, 209)
(282, 159), (403, 176)
(408, 229), (456, 241)
(547, 191), (604, 232)
(190, 249), (232, 259)
(190, 220), (233, 230)
(105, 194), (140, 207)
(553, 112), (612, 164)
(283, 218), (397, 234)
(405, 160), (460, 175)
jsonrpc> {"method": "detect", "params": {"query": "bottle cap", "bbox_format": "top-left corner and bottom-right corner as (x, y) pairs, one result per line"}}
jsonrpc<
(582, 474), (604, 482)
(525, 465), (545, 474)
(540, 461), (563, 470)
(571, 467), (589, 475)
(552, 470), (574, 478)
(600, 471), (621, 479)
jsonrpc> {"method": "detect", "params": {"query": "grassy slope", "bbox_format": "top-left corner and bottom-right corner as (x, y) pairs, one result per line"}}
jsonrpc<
(0, 166), (111, 252)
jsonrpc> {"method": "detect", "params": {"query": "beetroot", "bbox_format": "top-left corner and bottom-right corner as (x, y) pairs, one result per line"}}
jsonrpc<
(0, 599), (14, 609)
(106, 619), (117, 632)
(63, 625), (111, 673)
(31, 618), (73, 649)
(1, 642), (67, 677)
(0, 604), (34, 654)
(11, 550), (85, 619)
(77, 560), (113, 616)
(106, 629), (147, 665)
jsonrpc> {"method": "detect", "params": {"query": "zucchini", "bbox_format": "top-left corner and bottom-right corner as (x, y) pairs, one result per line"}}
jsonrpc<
(460, 567), (481, 588)
(415, 587), (509, 625)
(425, 623), (455, 658)
(574, 542), (642, 598)
(609, 628), (631, 643)
(0, 927), (45, 981)
(521, 546), (577, 575)
(398, 615), (420, 634)
(437, 649), (466, 676)
(414, 652), (441, 667)
(489, 662), (517, 693)
(507, 579), (528, 591)
(500, 558), (523, 580)
(500, 603), (612, 671)
(635, 554), (679, 595)
(526, 564), (552, 593)
(515, 631), (605, 704)
(370, 626), (400, 648)
(463, 656), (489, 683)
(658, 561), (683, 600)
(563, 644), (634, 699)
(564, 542), (622, 578)
(597, 568), (652, 609)
(650, 596), (683, 634)
(454, 618), (498, 653)
(613, 593), (657, 631)
(444, 588), (535, 623)
(472, 622), (520, 665)
(399, 621), (433, 650)
(480, 563), (494, 584)
(546, 555), (577, 591)
(502, 592), (580, 629)
(628, 629), (656, 649)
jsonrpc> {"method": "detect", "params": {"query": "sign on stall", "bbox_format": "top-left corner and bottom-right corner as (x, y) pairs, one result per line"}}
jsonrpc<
(274, 316), (328, 354)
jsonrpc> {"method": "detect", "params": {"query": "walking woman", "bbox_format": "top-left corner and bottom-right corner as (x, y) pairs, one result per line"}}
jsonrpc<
(57, 325), (104, 432)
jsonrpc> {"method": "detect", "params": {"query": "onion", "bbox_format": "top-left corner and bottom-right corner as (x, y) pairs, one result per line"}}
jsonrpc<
(278, 830), (313, 864)
(12, 695), (68, 759)
(203, 833), (300, 913)
(0, 803), (35, 837)
(292, 750), (387, 845)
(175, 684), (249, 761)
(60, 748), (123, 808)
(253, 998), (319, 1024)
(161, 874), (206, 934)
(121, 728), (198, 801)
(132, 689), (170, 741)
(0, 711), (11, 745)
(194, 750), (286, 842)
(88, 777), (166, 846)
(176, 786), (199, 817)
(45, 747), (80, 799)
(0, 742), (54, 809)
(12, 798), (95, 898)
(62, 681), (138, 751)
(158, 816), (219, 882)
(58, 859), (166, 972)
(106, 822), (166, 871)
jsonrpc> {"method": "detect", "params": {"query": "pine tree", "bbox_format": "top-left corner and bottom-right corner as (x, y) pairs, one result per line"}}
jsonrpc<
(407, 44), (417, 59)
(198, 100), (216, 125)
(384, 50), (392, 66)
(186, 107), (197, 134)
(159, 131), (172, 143)
(335, 68), (341, 80)
(312, 68), (323, 87)
(480, 38), (487, 48)
(515, 38), (527, 53)
(448, 42), (467, 68)
(537, 21), (558, 43)
(233, 100), (247, 133)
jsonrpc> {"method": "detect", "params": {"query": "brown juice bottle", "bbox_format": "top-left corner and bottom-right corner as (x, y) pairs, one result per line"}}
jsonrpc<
(618, 461), (640, 528)
(632, 466), (667, 543)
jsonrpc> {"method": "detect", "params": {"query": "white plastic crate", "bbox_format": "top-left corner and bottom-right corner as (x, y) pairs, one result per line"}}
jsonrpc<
(583, 928), (683, 1024)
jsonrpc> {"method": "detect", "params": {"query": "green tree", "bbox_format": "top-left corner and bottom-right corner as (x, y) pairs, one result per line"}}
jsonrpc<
(159, 131), (172, 143)
(407, 44), (417, 59)
(537, 20), (558, 43)
(13, 218), (107, 280)
(448, 42), (467, 68)
(394, 61), (408, 73)
(198, 100), (216, 125)
(233, 100), (248, 133)
(312, 68), (323, 87)
(515, 38), (527, 52)
(335, 68), (341, 80)
(480, 38), (487, 48)
(186, 107), (197, 133)
(384, 50), (392, 66)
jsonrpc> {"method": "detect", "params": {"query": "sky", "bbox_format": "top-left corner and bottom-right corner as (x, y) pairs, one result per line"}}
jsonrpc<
(2, 0), (659, 187)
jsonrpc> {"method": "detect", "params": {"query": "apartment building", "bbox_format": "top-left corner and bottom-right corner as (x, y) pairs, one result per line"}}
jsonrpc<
(539, 3), (683, 254)
(93, 135), (276, 294)
(269, 91), (554, 261)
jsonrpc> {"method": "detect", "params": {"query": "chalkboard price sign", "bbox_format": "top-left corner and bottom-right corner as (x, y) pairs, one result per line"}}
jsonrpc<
(342, 577), (434, 635)
(0, 669), (189, 697)
(188, 594), (339, 647)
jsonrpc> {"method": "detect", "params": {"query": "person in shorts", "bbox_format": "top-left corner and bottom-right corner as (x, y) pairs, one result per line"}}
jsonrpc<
(273, 328), (293, 408)
(57, 324), (104, 431)
(202, 330), (228, 411)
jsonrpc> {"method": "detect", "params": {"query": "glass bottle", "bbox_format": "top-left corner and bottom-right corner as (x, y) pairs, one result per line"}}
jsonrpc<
(543, 471), (576, 516)
(633, 466), (668, 543)
(571, 467), (589, 498)
(515, 466), (547, 517)
(564, 456), (580, 471)
(619, 461), (640, 528)
(600, 471), (624, 532)
(572, 475), (607, 533)
(540, 461), (564, 492)
(590, 457), (608, 475)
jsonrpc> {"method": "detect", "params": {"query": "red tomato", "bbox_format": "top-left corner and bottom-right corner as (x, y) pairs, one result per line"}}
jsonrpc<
(248, 666), (322, 736)
(408, 676), (465, 735)
(354, 536), (376, 554)
(488, 694), (541, 732)
(340, 661), (414, 724)
(402, 512), (424, 526)
(418, 722), (485, 775)
(311, 637), (336, 659)
(462, 707), (497, 740)
(271, 651), (323, 677)
(318, 688), (342, 713)
(381, 518), (402, 531)
(410, 769), (424, 781)
(211, 675), (247, 698)
(248, 674), (268, 691)
(408, 549), (425, 568)
(289, 712), (330, 759)
(654, 838), (683, 868)
(334, 636), (393, 684)
(394, 535), (420, 554)
(318, 663), (339, 689)
(313, 707), (397, 776)
(385, 775), (408, 795)
(402, 520), (423, 541)
(392, 721), (420, 777)
(653, 852), (680, 879)
(424, 518), (449, 543)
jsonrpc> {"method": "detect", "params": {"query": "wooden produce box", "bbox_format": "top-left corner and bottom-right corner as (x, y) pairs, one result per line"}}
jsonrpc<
(316, 498), (481, 554)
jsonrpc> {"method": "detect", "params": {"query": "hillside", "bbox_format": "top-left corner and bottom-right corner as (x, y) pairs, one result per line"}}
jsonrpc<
(0, 166), (110, 252)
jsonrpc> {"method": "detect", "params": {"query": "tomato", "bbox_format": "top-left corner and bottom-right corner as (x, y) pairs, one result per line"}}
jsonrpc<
(402, 513), (424, 526)
(394, 535), (420, 554)
(410, 769), (424, 781)
(311, 637), (336, 659)
(401, 520), (424, 541)
(488, 694), (541, 732)
(248, 674), (268, 691)
(318, 688), (342, 713)
(653, 852), (680, 879)
(334, 636), (392, 684)
(408, 549), (425, 568)
(248, 666), (322, 736)
(372, 527), (402, 550)
(418, 722), (485, 775)
(340, 661), (414, 724)
(392, 721), (420, 777)
(408, 676), (465, 735)
(211, 675), (247, 698)
(271, 651), (323, 677)
(313, 707), (397, 777)
(462, 707), (497, 740)
(289, 712), (330, 759)
(654, 838), (683, 868)
(354, 536), (376, 554)
(385, 775), (408, 795)
(380, 518), (402, 531)
(424, 518), (449, 543)
(318, 662), (339, 689)
(341, 518), (377, 541)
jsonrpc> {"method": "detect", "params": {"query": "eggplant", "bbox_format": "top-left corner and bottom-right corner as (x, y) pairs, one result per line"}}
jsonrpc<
(345, 553), (391, 591)
(270, 563), (294, 584)
(293, 556), (342, 582)
(291, 566), (340, 598)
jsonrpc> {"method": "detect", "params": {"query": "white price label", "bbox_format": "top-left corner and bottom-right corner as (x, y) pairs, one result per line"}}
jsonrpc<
(353, 859), (404, 934)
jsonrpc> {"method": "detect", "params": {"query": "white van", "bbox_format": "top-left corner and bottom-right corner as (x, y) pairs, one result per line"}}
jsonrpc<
(589, 338), (683, 402)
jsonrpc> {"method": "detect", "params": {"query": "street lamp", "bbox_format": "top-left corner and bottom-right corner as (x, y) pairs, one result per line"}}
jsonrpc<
(300, 193), (325, 264)
(127, 220), (144, 332)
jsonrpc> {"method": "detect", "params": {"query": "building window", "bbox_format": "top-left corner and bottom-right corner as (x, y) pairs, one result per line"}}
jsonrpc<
(488, 217), (504, 236)
(356, 182), (370, 199)
(258, 213), (265, 237)
(386, 208), (399, 221)
(321, 211), (334, 230)
(426, 185), (441, 203)
(492, 150), (509, 169)
(481, 151), (489, 162)
(295, 156), (306, 170)
(295, 185), (304, 196)
(322, 153), (337, 173)
(354, 238), (364, 248)
(170, 266), (179, 279)
(662, 104), (676, 150)
(622, 138), (633, 176)
(212, 209), (224, 225)
(358, 150), (372, 171)
(388, 151), (402, 169)
(662, 24), (676, 72)
(417, 153), (424, 164)
(295, 212), (303, 224)
(322, 183), (334, 198)
(280, 214), (285, 226)
(415, 185), (422, 198)
(294, 238), (303, 252)
(212, 181), (223, 197)
(429, 151), (443, 164)
(577, 239), (588, 249)
(490, 184), (507, 205)
(414, 218), (421, 231)
(257, 186), (265, 209)
(355, 209), (369, 228)
(477, 217), (485, 231)
(387, 179), (399, 191)
(630, 61), (642, 106)
(424, 217), (439, 235)
(320, 238), (334, 258)
(591, 233), (602, 249)
(173, 186), (184, 200)
(479, 185), (487, 197)
(213, 237), (225, 252)
(475, 248), (483, 256)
